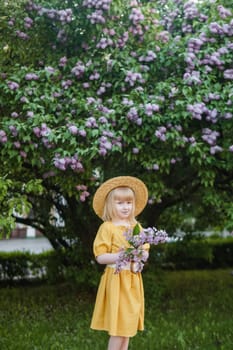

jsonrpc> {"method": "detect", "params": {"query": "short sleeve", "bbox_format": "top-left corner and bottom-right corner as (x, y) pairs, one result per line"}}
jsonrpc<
(93, 222), (113, 257)
(143, 243), (150, 251)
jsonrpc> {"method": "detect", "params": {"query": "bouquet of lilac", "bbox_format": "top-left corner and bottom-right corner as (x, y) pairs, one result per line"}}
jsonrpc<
(115, 223), (168, 274)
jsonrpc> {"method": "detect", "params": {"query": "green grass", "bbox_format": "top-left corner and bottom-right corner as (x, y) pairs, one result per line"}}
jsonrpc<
(0, 269), (233, 350)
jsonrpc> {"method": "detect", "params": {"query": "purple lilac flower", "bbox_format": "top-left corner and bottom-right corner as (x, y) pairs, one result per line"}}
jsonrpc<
(45, 66), (55, 74)
(98, 131), (122, 155)
(218, 47), (229, 55)
(224, 69), (233, 80)
(156, 31), (169, 43)
(26, 111), (34, 118)
(117, 31), (129, 48)
(103, 28), (115, 35)
(8, 18), (15, 26)
(83, 82), (90, 89)
(20, 151), (27, 158)
(41, 123), (51, 137)
(71, 61), (85, 78)
(140, 65), (150, 72)
(224, 113), (232, 119)
(209, 22), (232, 35)
(217, 5), (232, 19)
(202, 128), (219, 145)
(86, 97), (96, 105)
(58, 9), (72, 24)
(24, 17), (33, 29)
(68, 125), (78, 135)
(122, 98), (134, 106)
(210, 145), (223, 154)
(96, 37), (113, 49)
(139, 50), (157, 62)
(25, 73), (39, 81)
(54, 154), (84, 172)
(129, 24), (145, 37)
(57, 34), (65, 44)
(127, 107), (138, 122)
(9, 125), (18, 136)
(97, 86), (106, 95)
(83, 0), (112, 11)
(87, 10), (106, 24)
(85, 117), (98, 128)
(89, 71), (100, 80)
(129, 7), (144, 25)
(115, 224), (168, 273)
(0, 130), (7, 143)
(99, 148), (107, 156)
(204, 65), (212, 73)
(132, 147), (139, 154)
(184, 1), (207, 21)
(78, 129), (87, 137)
(98, 136), (112, 155)
(20, 96), (28, 103)
(54, 157), (66, 170)
(33, 127), (41, 138)
(125, 71), (143, 86)
(187, 103), (206, 120)
(14, 141), (21, 149)
(155, 126), (167, 141)
(80, 191), (90, 202)
(99, 116), (108, 123)
(145, 103), (160, 116)
(59, 56), (67, 67)
(35, 7), (72, 24)
(103, 130), (113, 137)
(152, 164), (159, 171)
(183, 71), (202, 85)
(61, 80), (72, 89)
(188, 37), (204, 52)
(16, 30), (29, 40)
(7, 81), (19, 90)
(206, 93), (220, 101)
(11, 112), (19, 118)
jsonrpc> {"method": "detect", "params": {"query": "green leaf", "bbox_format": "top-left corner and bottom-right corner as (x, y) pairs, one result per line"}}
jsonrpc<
(133, 223), (141, 236)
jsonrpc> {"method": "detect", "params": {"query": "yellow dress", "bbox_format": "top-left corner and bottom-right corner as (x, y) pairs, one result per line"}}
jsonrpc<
(90, 221), (149, 337)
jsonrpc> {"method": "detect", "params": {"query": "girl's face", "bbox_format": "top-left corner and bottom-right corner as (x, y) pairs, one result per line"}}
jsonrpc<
(113, 197), (133, 221)
(103, 187), (135, 222)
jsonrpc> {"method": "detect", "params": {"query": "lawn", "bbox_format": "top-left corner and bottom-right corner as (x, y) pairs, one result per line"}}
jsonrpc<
(0, 269), (233, 350)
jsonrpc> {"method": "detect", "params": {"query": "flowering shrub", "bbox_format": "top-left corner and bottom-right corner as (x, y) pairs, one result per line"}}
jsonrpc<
(0, 0), (233, 256)
(115, 223), (168, 273)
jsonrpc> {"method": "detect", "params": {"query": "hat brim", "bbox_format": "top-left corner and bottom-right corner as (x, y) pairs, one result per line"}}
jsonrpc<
(93, 176), (148, 219)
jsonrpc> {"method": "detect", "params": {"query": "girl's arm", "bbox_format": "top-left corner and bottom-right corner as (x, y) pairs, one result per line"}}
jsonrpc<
(96, 252), (121, 265)
(96, 249), (149, 265)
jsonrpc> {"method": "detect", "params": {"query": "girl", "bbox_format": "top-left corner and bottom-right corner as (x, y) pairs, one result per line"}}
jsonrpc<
(90, 176), (149, 350)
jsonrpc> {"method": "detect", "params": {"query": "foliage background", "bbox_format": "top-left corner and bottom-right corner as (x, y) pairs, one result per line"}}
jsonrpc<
(0, 0), (233, 263)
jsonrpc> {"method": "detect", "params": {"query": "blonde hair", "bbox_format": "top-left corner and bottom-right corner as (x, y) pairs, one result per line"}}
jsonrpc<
(102, 187), (136, 223)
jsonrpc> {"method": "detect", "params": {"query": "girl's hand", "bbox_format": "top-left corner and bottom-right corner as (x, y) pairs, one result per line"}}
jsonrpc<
(96, 252), (121, 265)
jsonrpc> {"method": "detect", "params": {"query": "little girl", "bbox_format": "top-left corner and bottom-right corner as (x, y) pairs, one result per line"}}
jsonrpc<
(90, 176), (149, 350)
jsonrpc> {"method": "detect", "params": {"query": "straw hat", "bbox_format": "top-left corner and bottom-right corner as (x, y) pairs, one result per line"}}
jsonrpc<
(93, 176), (148, 218)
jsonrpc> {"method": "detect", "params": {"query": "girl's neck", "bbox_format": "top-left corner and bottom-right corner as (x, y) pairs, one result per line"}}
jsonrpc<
(111, 218), (135, 226)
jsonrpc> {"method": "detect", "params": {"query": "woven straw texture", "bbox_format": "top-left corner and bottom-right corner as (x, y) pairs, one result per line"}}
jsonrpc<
(93, 176), (148, 218)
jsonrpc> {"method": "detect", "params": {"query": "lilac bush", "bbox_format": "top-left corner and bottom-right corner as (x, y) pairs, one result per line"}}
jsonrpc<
(0, 0), (233, 253)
